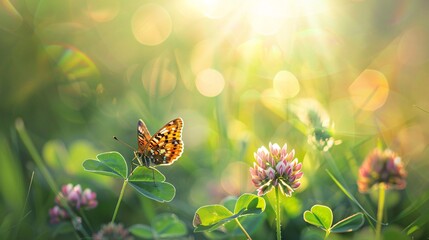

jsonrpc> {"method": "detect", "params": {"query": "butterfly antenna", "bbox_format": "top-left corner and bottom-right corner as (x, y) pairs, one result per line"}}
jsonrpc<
(113, 136), (137, 151)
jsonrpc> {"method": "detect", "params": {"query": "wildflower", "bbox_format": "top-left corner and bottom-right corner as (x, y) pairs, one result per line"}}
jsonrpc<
(307, 109), (340, 152)
(55, 183), (98, 210)
(250, 143), (303, 196)
(291, 99), (340, 151)
(93, 223), (134, 240)
(357, 149), (407, 193)
(49, 205), (68, 224)
(81, 188), (98, 209)
(49, 183), (98, 224)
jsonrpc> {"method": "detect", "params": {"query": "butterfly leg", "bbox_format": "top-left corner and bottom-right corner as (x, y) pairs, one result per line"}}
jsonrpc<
(151, 167), (157, 186)
(129, 161), (139, 176)
(128, 154), (140, 175)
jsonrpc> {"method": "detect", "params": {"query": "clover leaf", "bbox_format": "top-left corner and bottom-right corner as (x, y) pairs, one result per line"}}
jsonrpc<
(193, 193), (265, 233)
(129, 214), (187, 239)
(83, 151), (175, 202)
(303, 204), (364, 239)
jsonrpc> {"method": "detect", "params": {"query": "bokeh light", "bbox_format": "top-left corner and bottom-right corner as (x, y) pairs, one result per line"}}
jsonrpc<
(195, 68), (225, 97)
(236, 38), (264, 62)
(45, 44), (100, 110)
(349, 69), (389, 111)
(45, 45), (99, 81)
(132, 4), (172, 46)
(273, 70), (300, 99)
(190, 40), (216, 75)
(87, 0), (120, 23)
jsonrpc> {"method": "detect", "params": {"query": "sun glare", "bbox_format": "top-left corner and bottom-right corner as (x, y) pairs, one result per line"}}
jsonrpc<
(248, 0), (286, 36)
(188, 0), (232, 19)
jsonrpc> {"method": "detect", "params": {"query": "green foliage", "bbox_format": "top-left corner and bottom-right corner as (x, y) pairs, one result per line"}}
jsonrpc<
(382, 226), (411, 240)
(193, 193), (265, 233)
(326, 169), (377, 224)
(44, 140), (100, 175)
(128, 181), (175, 203)
(303, 204), (364, 238)
(0, 135), (25, 221)
(127, 166), (176, 202)
(83, 151), (176, 202)
(303, 205), (333, 231)
(129, 213), (187, 239)
(52, 222), (75, 237)
(330, 213), (365, 233)
(83, 151), (128, 179)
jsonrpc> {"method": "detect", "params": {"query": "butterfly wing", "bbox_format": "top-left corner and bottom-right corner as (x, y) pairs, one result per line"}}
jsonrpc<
(137, 119), (152, 152)
(143, 118), (184, 165)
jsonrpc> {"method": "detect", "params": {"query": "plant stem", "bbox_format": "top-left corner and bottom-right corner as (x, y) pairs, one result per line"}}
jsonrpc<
(111, 180), (128, 223)
(275, 186), (282, 240)
(375, 183), (386, 240)
(234, 218), (252, 240)
(15, 119), (58, 193)
(13, 171), (34, 240)
(16, 119), (90, 238)
(324, 229), (330, 240)
(79, 209), (93, 232)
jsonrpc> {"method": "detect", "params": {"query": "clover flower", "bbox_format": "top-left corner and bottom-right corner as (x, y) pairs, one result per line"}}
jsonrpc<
(81, 188), (98, 209)
(55, 183), (98, 210)
(291, 99), (340, 151)
(307, 109), (340, 152)
(49, 183), (98, 224)
(93, 223), (134, 240)
(49, 205), (69, 224)
(250, 143), (303, 196)
(357, 149), (407, 193)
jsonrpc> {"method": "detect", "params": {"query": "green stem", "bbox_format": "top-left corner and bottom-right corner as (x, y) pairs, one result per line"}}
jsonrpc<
(111, 180), (128, 223)
(375, 183), (386, 240)
(234, 218), (252, 240)
(13, 171), (34, 239)
(79, 209), (93, 232)
(15, 119), (58, 193)
(275, 186), (282, 240)
(324, 229), (330, 240)
(16, 119), (90, 238)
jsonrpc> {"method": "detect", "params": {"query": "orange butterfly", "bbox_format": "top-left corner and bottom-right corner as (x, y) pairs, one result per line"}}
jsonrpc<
(134, 118), (184, 167)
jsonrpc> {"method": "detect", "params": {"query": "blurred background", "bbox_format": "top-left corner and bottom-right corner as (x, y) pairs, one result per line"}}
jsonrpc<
(1, 0), (429, 239)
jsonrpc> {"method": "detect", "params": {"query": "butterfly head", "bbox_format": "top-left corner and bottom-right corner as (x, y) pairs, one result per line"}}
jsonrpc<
(134, 150), (151, 167)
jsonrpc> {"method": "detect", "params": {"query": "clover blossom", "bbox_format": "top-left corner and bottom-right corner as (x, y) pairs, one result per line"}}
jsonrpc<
(93, 223), (134, 240)
(250, 143), (303, 196)
(357, 148), (407, 193)
(49, 183), (98, 224)
(49, 205), (69, 224)
(307, 109), (340, 152)
(55, 183), (98, 210)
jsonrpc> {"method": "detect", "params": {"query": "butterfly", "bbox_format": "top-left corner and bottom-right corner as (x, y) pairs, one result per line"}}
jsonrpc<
(134, 118), (184, 167)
